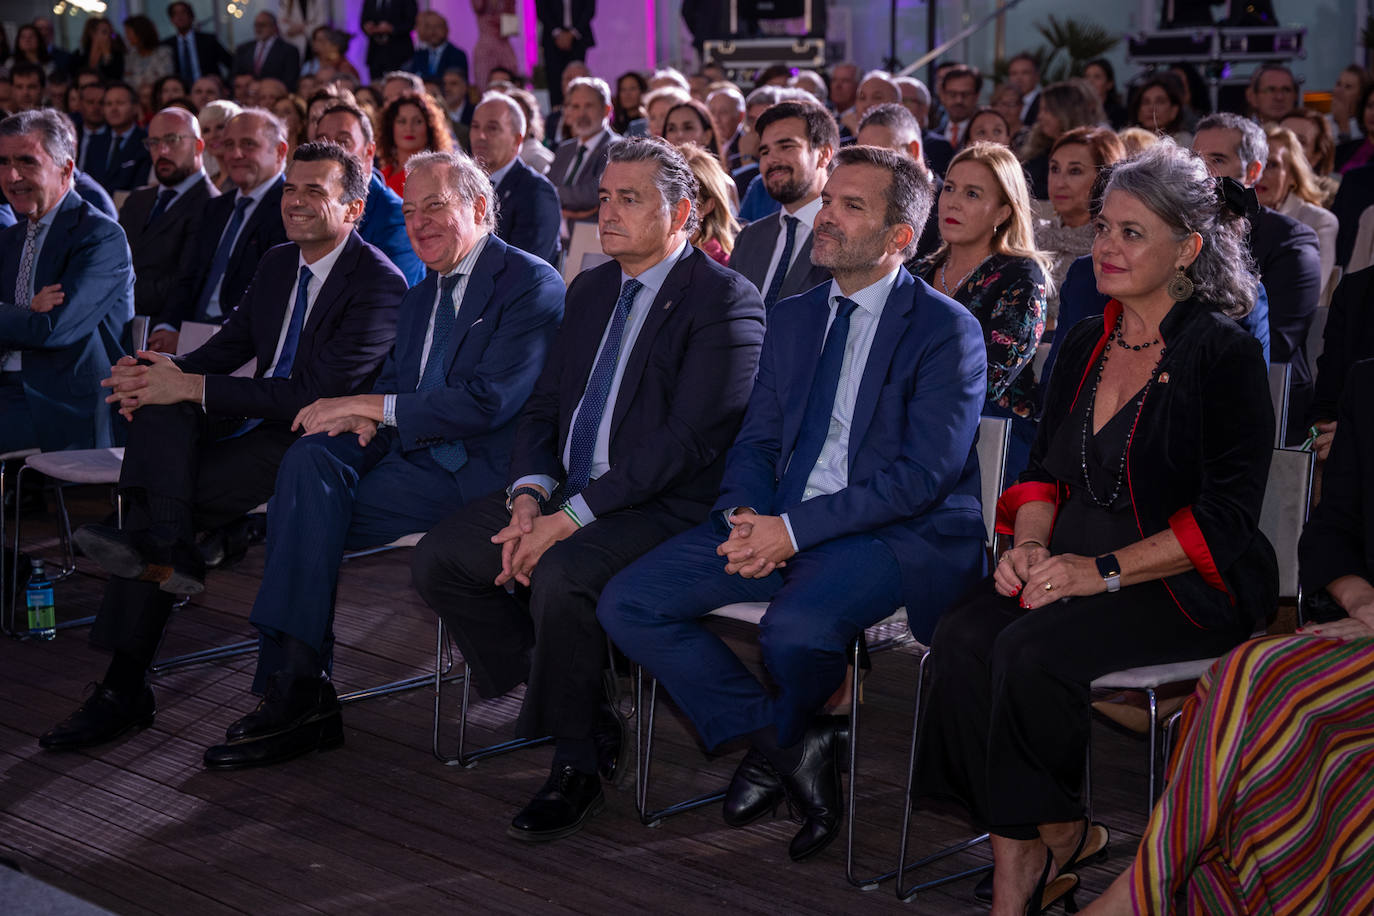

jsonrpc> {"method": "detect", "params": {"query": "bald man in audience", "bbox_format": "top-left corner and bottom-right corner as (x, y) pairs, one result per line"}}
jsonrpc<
(469, 92), (561, 265)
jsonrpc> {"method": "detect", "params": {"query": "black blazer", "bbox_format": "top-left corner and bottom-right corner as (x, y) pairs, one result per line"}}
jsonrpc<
(728, 212), (831, 305)
(232, 37), (301, 86)
(118, 175), (221, 319)
(1300, 358), (1374, 593)
(177, 232), (405, 421)
(494, 157), (561, 267)
(923, 131), (954, 178)
(84, 126), (152, 192)
(1251, 206), (1321, 382)
(536, 0), (596, 48)
(409, 42), (469, 81)
(161, 31), (233, 81)
(1331, 163), (1374, 268)
(1001, 298), (1278, 630)
(509, 245), (766, 523)
(361, 0), (417, 73)
(1311, 265), (1374, 423)
(166, 175), (288, 327)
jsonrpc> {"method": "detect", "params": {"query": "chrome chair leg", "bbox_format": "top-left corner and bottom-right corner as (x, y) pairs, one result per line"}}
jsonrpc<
(431, 619), (549, 766)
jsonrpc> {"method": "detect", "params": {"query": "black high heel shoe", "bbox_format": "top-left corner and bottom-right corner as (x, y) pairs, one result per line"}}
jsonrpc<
(1024, 849), (1080, 915)
(1060, 818), (1111, 874)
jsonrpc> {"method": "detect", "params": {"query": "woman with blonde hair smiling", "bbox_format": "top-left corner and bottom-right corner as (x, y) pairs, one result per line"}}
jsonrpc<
(1257, 126), (1338, 298)
(678, 144), (739, 265)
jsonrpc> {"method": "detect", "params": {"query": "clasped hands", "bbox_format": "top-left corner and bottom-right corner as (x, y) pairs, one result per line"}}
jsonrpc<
(716, 509), (794, 579)
(994, 543), (1104, 609)
(102, 350), (203, 420)
(291, 395), (383, 446)
(492, 491), (576, 588)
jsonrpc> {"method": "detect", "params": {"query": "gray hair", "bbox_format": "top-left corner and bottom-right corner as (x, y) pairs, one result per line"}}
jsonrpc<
(477, 90), (527, 138)
(604, 136), (700, 237)
(383, 70), (425, 94)
(0, 109), (76, 168)
(895, 76), (930, 107)
(405, 150), (498, 229)
(1195, 111), (1268, 176)
(707, 86), (745, 111)
(859, 102), (920, 146)
(200, 99), (242, 128)
(566, 76), (612, 109)
(861, 69), (900, 94)
(228, 107), (288, 149)
(830, 145), (932, 259)
(1100, 140), (1257, 318)
(650, 68), (691, 92)
(745, 85), (785, 109)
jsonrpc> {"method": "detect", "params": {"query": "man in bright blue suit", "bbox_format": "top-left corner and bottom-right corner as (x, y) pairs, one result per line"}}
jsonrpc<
(598, 146), (989, 863)
(314, 101), (425, 286)
(202, 150), (565, 770)
(0, 109), (132, 453)
(470, 92), (561, 266)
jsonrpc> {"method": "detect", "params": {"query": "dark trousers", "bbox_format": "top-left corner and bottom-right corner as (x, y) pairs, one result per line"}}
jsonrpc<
(88, 403), (297, 669)
(410, 491), (690, 741)
(248, 430), (467, 692)
(597, 523), (904, 750)
(913, 580), (1250, 839)
(542, 41), (589, 107)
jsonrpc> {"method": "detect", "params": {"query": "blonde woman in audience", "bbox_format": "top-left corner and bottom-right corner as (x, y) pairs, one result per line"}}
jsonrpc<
(1116, 126), (1160, 158)
(1257, 126), (1339, 300)
(199, 99), (243, 190)
(679, 144), (739, 265)
(1280, 108), (1340, 205)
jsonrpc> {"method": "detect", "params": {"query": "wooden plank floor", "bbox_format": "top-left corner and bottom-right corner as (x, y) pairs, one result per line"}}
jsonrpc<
(1, 487), (1156, 914)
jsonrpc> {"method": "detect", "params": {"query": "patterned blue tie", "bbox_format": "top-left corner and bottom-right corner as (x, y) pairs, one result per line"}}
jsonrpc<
(420, 274), (468, 471)
(1, 220), (40, 368)
(564, 277), (643, 498)
(775, 296), (860, 511)
(225, 266), (312, 439)
(145, 188), (177, 230)
(763, 215), (799, 310)
(197, 195), (253, 320)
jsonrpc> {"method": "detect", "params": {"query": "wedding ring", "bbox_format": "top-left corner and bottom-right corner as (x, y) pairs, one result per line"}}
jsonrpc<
(1044, 582), (1054, 591)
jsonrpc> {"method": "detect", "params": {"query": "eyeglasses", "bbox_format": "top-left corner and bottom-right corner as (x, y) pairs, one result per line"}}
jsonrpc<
(143, 133), (191, 150)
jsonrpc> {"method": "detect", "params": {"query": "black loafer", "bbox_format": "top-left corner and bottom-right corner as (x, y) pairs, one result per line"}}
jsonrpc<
(592, 701), (627, 786)
(39, 682), (155, 750)
(723, 746), (784, 827)
(75, 524), (206, 595)
(203, 674), (343, 770)
(507, 764), (604, 842)
(779, 718), (844, 862)
(974, 870), (994, 903)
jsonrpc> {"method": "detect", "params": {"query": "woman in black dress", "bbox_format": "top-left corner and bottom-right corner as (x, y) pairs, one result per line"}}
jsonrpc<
(913, 142), (1278, 914)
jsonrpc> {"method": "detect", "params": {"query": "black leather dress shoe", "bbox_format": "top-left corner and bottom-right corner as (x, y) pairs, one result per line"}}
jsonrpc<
(39, 683), (155, 750)
(592, 701), (627, 786)
(507, 764), (604, 842)
(74, 524), (206, 595)
(974, 869), (994, 902)
(723, 746), (785, 827)
(779, 718), (844, 862)
(203, 674), (343, 770)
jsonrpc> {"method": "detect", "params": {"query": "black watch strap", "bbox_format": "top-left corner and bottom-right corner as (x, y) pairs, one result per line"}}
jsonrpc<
(1095, 553), (1122, 592)
(507, 486), (548, 512)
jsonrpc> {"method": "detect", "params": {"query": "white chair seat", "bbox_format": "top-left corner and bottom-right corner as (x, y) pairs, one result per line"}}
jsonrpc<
(707, 601), (908, 630)
(1091, 657), (1218, 691)
(1, 448), (40, 462)
(385, 532), (425, 549)
(25, 448), (125, 484)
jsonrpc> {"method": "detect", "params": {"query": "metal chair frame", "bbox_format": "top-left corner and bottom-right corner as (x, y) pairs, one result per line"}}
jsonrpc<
(1268, 362), (1292, 449)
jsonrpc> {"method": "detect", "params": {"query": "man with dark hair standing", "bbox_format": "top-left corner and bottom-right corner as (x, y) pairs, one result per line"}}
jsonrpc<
(118, 107), (220, 323)
(410, 137), (765, 842)
(1007, 53), (1042, 125)
(0, 109), (132, 453)
(201, 150), (565, 769)
(729, 100), (837, 308)
(409, 11), (469, 83)
(361, 0), (418, 82)
(164, 1), (233, 83)
(599, 146), (989, 862)
(233, 12), (301, 89)
(536, 0), (595, 107)
(40, 142), (406, 754)
(86, 83), (151, 192)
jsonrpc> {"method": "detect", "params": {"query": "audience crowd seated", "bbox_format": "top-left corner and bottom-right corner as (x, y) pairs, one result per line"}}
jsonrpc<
(7, 11), (1374, 907)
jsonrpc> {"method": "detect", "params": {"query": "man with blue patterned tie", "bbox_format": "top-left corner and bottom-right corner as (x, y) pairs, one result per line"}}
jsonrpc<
(598, 147), (990, 862)
(40, 144), (405, 755)
(409, 137), (765, 842)
(201, 150), (566, 770)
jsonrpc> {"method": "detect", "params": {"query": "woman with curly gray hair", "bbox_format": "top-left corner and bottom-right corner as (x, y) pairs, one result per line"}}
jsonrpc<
(912, 140), (1278, 915)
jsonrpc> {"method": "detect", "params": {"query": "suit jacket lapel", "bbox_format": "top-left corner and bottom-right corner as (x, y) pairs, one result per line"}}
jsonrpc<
(400, 271), (438, 390)
(608, 247), (692, 441)
(34, 192), (82, 288)
(847, 272), (915, 467)
(563, 267), (618, 435)
(300, 233), (358, 348)
(746, 216), (782, 288)
(782, 233), (817, 297)
(443, 237), (503, 374)
(779, 288), (832, 467)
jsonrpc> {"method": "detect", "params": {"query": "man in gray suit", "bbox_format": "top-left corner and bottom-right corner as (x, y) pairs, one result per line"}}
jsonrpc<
(118, 107), (219, 324)
(727, 100), (837, 310)
(549, 76), (618, 229)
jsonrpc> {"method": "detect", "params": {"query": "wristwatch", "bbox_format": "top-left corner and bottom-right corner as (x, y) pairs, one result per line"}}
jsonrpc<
(506, 485), (548, 513)
(1095, 553), (1122, 593)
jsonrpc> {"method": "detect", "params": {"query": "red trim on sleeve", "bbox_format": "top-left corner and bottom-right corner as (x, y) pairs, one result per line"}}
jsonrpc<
(995, 481), (1059, 536)
(1169, 506), (1229, 595)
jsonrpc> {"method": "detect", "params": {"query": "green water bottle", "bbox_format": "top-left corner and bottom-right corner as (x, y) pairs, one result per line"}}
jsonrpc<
(26, 558), (56, 641)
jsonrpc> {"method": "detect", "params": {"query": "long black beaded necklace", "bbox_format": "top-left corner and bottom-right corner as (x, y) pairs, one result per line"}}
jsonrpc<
(1079, 315), (1168, 508)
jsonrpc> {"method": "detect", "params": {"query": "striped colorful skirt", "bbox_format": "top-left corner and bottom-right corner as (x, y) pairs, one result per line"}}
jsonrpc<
(1131, 635), (1374, 915)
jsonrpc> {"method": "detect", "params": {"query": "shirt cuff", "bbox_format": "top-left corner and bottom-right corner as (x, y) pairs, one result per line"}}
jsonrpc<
(381, 394), (397, 428)
(780, 513), (799, 553)
(567, 493), (595, 525)
(510, 474), (559, 503)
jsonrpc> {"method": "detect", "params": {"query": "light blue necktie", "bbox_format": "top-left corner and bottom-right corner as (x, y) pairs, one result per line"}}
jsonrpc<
(564, 277), (643, 498)
(420, 274), (468, 471)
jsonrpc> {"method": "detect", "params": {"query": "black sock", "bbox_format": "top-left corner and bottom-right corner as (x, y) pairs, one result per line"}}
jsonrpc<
(102, 651), (148, 696)
(552, 737), (598, 775)
(749, 726), (803, 774)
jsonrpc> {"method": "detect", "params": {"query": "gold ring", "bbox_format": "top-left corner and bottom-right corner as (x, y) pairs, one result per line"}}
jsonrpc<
(1044, 582), (1054, 591)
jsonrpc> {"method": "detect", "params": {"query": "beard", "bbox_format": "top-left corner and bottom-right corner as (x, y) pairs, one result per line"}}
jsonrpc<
(156, 158), (195, 187)
(810, 221), (890, 273)
(764, 165), (811, 205)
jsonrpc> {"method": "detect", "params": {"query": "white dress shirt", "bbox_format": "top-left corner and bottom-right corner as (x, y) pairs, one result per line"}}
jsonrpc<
(261, 234), (350, 377)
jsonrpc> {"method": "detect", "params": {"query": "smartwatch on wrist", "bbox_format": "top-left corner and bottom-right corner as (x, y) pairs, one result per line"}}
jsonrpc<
(506, 485), (548, 514)
(1095, 553), (1122, 593)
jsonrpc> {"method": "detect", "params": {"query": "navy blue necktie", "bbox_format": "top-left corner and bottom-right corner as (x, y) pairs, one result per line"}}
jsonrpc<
(225, 266), (312, 439)
(420, 274), (468, 471)
(775, 297), (860, 511)
(763, 215), (799, 310)
(564, 277), (643, 498)
(198, 195), (253, 320)
(145, 188), (177, 230)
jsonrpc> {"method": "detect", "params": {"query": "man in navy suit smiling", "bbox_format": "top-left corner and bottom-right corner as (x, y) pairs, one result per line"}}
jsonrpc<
(598, 145), (989, 863)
